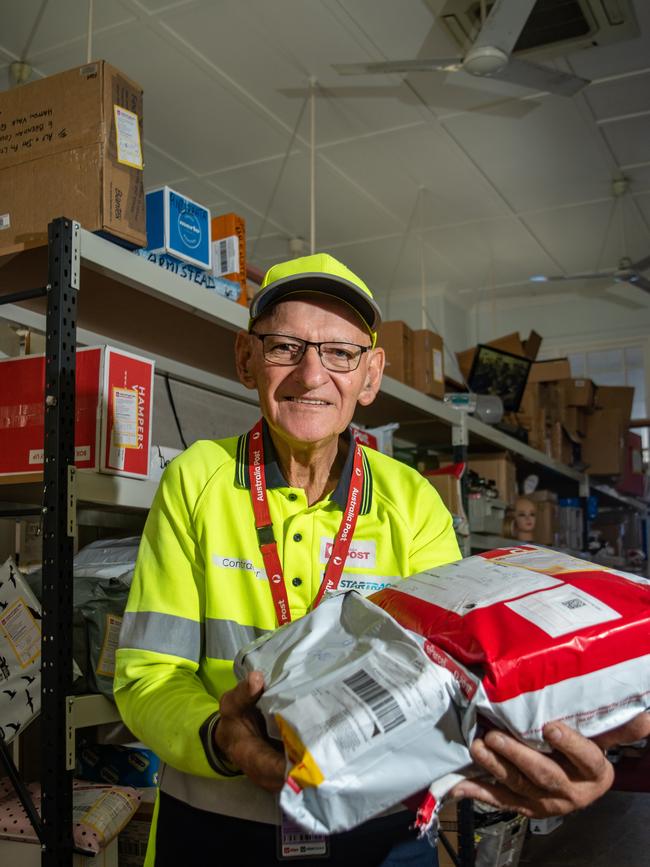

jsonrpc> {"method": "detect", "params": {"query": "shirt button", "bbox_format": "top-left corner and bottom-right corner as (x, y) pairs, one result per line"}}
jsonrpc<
(288, 493), (298, 501)
(292, 577), (302, 587)
(293, 533), (302, 542)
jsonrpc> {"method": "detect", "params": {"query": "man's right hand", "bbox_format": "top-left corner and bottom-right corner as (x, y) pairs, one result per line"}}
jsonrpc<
(215, 670), (286, 792)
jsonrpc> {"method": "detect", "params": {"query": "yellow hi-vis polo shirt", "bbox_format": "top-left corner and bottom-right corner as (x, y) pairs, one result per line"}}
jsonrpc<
(114, 422), (461, 794)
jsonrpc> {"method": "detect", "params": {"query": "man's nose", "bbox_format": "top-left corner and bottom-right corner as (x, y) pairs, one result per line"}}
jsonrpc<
(294, 344), (327, 385)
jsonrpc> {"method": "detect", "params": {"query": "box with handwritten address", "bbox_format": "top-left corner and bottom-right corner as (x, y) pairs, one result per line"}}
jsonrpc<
(0, 60), (145, 251)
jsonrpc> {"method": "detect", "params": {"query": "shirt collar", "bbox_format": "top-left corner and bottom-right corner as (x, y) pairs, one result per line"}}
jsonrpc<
(236, 419), (370, 513)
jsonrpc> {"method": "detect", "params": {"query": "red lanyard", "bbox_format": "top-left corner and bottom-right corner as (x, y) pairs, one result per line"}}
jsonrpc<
(247, 419), (364, 626)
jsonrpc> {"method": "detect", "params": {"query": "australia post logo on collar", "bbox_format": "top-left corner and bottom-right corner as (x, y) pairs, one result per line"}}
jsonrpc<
(319, 538), (376, 568)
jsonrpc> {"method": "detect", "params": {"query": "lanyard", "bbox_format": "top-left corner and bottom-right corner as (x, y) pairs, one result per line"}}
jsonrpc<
(247, 419), (364, 626)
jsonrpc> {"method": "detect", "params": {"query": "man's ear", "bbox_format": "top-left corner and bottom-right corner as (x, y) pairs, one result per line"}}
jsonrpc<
(235, 330), (258, 390)
(357, 347), (385, 407)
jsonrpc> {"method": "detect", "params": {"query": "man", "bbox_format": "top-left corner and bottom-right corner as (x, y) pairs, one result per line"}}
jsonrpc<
(115, 253), (648, 866)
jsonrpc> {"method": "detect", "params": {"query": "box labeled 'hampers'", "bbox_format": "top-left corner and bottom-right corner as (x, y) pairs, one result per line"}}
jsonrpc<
(0, 346), (154, 478)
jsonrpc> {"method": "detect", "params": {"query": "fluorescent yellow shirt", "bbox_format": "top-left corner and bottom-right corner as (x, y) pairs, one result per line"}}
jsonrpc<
(115, 423), (461, 781)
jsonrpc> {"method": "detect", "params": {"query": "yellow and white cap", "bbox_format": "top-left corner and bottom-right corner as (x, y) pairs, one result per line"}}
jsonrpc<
(249, 253), (382, 346)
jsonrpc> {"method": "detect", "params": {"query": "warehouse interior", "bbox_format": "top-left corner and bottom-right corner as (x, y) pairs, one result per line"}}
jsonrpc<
(0, 1), (649, 866)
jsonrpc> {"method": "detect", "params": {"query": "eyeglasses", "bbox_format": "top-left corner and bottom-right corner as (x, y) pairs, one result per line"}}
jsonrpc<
(251, 332), (372, 372)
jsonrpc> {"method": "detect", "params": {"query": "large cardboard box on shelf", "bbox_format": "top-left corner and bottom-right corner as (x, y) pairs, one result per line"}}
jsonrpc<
(528, 357), (571, 383)
(0, 346), (154, 478)
(532, 499), (559, 546)
(557, 378), (595, 408)
(468, 452), (518, 506)
(211, 212), (248, 306)
(594, 385), (635, 420)
(0, 60), (145, 252)
(411, 329), (445, 399)
(582, 408), (626, 475)
(378, 320), (413, 385)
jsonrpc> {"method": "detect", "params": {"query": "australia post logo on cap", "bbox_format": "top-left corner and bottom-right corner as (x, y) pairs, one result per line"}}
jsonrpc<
(320, 538), (376, 568)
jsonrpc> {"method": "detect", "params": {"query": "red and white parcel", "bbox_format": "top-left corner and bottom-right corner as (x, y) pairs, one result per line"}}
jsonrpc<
(371, 545), (650, 745)
(0, 346), (154, 479)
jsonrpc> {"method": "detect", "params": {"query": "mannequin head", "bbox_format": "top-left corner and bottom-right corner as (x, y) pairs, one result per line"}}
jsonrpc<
(514, 496), (537, 541)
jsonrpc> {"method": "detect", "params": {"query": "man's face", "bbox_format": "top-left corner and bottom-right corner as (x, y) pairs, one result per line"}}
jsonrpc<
(235, 296), (385, 448)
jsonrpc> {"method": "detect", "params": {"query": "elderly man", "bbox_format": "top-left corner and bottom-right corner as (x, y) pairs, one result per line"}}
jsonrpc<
(115, 254), (648, 867)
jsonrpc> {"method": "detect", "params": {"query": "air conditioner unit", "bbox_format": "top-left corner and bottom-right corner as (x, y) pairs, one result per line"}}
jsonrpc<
(440, 0), (640, 61)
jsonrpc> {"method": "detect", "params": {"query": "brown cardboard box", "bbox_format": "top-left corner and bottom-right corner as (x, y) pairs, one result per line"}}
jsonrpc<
(378, 320), (413, 385)
(523, 329), (543, 360)
(425, 471), (463, 517)
(118, 799), (154, 867)
(583, 408), (626, 474)
(560, 405), (587, 439)
(411, 329), (444, 399)
(528, 358), (572, 383)
(557, 378), (595, 408)
(550, 421), (579, 466)
(0, 61), (145, 251)
(532, 499), (559, 545)
(468, 452), (518, 505)
(595, 385), (635, 420)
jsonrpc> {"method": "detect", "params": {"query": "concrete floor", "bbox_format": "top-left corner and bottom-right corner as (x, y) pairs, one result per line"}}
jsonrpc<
(520, 791), (650, 867)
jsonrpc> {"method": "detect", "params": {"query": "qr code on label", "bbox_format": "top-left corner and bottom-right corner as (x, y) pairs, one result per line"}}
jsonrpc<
(562, 598), (587, 610)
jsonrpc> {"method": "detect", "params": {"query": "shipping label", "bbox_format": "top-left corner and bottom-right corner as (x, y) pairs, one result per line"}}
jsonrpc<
(0, 597), (41, 667)
(96, 614), (123, 678)
(113, 105), (143, 170)
(506, 585), (622, 638)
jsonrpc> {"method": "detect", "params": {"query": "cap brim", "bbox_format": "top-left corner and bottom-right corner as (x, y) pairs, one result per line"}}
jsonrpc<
(249, 273), (382, 333)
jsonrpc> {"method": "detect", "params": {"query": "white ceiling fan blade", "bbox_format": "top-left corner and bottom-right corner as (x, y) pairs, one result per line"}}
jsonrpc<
(472, 0), (537, 55)
(578, 288), (646, 311)
(629, 254), (650, 273)
(333, 58), (462, 76)
(487, 58), (589, 96)
(530, 271), (613, 283)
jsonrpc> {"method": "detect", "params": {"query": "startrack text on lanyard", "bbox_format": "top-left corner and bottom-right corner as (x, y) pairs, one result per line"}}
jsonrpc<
(247, 418), (364, 626)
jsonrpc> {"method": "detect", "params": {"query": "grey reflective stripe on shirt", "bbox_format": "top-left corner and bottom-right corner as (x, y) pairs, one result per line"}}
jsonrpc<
(119, 611), (201, 662)
(205, 619), (270, 661)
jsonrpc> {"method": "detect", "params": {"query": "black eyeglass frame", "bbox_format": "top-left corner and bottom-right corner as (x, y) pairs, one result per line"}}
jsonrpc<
(250, 331), (372, 372)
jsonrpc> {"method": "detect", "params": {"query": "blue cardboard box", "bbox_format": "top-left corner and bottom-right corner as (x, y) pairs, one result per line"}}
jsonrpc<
(145, 186), (211, 270)
(77, 742), (160, 788)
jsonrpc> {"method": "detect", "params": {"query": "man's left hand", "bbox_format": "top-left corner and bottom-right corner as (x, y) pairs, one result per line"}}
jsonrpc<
(450, 721), (615, 817)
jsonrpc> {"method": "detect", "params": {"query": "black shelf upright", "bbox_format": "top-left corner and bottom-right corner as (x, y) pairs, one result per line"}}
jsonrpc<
(40, 216), (79, 866)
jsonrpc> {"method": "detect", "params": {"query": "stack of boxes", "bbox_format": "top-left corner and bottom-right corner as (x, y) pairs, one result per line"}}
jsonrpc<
(377, 320), (445, 399)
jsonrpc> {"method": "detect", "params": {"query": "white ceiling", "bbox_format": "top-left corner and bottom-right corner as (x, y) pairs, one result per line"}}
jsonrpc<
(2, 0), (650, 318)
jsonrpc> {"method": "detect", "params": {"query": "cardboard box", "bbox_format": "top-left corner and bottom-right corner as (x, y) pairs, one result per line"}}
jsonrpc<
(378, 320), (413, 385)
(411, 329), (444, 399)
(616, 432), (645, 497)
(532, 500), (559, 546)
(0, 61), (145, 251)
(145, 187), (211, 270)
(595, 385), (635, 420)
(557, 378), (595, 408)
(424, 465), (465, 519)
(118, 800), (154, 867)
(528, 358), (572, 382)
(583, 408), (626, 475)
(468, 453), (518, 505)
(211, 212), (248, 306)
(523, 329), (543, 361)
(0, 346), (154, 478)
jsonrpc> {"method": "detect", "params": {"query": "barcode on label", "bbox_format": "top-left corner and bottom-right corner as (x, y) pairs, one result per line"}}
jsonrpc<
(343, 669), (406, 733)
(562, 598), (587, 610)
(213, 235), (239, 277)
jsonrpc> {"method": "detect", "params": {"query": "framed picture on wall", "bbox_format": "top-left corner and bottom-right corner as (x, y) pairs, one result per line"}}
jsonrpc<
(467, 345), (532, 412)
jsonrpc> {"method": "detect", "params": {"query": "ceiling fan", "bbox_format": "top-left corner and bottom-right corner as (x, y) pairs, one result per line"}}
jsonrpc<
(332, 0), (589, 97)
(530, 177), (650, 297)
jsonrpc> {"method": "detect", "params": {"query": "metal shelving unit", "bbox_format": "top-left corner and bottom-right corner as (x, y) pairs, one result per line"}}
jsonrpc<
(1, 223), (648, 867)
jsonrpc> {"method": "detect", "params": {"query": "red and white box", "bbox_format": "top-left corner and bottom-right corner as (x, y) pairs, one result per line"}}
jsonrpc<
(0, 346), (154, 479)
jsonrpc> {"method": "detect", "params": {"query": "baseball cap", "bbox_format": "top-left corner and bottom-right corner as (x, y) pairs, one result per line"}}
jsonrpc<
(249, 253), (382, 345)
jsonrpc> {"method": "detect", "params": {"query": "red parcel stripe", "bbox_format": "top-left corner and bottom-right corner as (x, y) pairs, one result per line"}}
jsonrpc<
(371, 572), (650, 703)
